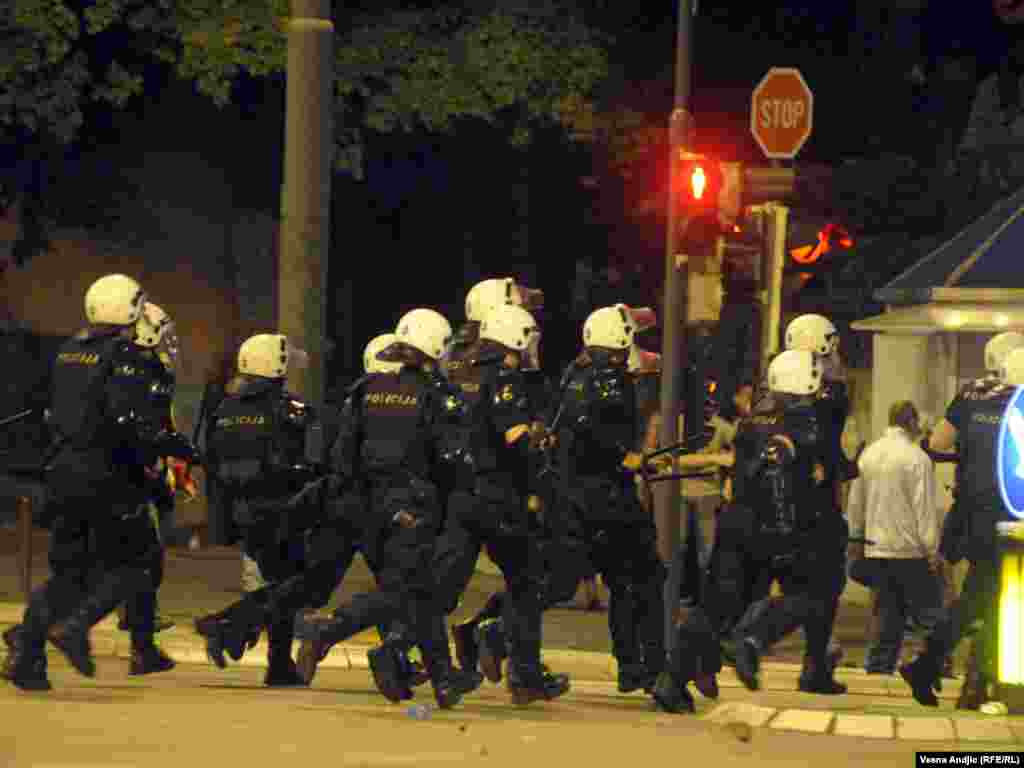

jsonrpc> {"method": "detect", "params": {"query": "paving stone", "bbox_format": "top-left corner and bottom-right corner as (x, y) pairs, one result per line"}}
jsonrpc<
(896, 717), (956, 742)
(705, 702), (778, 728)
(769, 708), (834, 733)
(954, 718), (1017, 743)
(834, 714), (894, 739)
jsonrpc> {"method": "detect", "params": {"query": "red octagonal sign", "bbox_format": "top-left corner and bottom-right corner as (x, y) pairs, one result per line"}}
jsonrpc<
(751, 68), (814, 160)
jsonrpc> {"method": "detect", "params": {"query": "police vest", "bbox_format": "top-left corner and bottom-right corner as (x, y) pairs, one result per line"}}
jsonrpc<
(107, 346), (175, 438)
(207, 388), (310, 497)
(471, 365), (532, 478)
(437, 341), (483, 473)
(957, 378), (1015, 516)
(559, 365), (637, 478)
(49, 329), (127, 451)
(357, 369), (435, 478)
(735, 397), (822, 537)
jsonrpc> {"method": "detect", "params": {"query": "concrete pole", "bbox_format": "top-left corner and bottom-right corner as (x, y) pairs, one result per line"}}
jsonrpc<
(279, 0), (334, 409)
(656, 0), (694, 645)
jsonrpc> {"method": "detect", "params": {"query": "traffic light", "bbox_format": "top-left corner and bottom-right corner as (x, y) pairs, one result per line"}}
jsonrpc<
(675, 151), (722, 217)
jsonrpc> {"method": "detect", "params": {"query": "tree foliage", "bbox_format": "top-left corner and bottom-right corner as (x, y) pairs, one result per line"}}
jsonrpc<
(0, 0), (609, 262)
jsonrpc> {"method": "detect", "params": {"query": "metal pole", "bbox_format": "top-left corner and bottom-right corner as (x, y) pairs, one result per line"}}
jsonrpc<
(656, 0), (693, 643)
(279, 0), (334, 412)
(759, 204), (789, 372)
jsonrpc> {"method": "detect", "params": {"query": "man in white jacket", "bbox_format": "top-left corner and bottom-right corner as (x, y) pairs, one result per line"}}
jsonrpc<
(846, 400), (946, 674)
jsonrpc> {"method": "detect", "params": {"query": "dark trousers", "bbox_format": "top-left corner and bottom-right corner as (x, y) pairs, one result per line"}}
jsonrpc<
(434, 489), (544, 669)
(122, 501), (166, 642)
(711, 504), (842, 671)
(320, 482), (450, 669)
(587, 519), (665, 669)
(923, 556), (999, 679)
(21, 480), (158, 658)
(863, 558), (945, 673)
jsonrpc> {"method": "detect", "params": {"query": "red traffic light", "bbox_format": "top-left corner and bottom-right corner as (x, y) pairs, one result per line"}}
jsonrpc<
(676, 152), (721, 211)
(690, 165), (707, 200)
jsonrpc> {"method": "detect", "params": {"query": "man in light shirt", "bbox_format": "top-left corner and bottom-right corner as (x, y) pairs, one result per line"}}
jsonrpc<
(846, 400), (946, 674)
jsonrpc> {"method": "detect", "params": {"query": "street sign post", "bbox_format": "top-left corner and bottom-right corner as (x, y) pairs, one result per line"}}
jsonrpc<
(751, 68), (814, 160)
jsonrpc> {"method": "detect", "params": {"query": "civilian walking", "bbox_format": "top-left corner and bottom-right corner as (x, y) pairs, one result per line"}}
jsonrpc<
(846, 401), (945, 674)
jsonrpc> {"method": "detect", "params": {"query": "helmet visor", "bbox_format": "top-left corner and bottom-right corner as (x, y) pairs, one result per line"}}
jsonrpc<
(511, 283), (545, 312)
(621, 306), (657, 334)
(156, 322), (180, 372)
(286, 339), (309, 370)
(629, 346), (661, 374)
(522, 331), (542, 371)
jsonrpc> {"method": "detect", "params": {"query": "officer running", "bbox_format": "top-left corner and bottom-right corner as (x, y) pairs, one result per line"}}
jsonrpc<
(293, 309), (475, 708)
(721, 350), (844, 694)
(193, 333), (325, 687)
(900, 332), (1024, 707)
(783, 314), (853, 690)
(3, 275), (194, 689)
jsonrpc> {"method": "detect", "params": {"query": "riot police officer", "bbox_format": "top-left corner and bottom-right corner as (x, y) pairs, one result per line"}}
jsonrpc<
(900, 333), (1024, 707)
(3, 275), (192, 689)
(293, 309), (474, 708)
(784, 313), (852, 689)
(2, 301), (184, 678)
(193, 333), (324, 687)
(107, 301), (183, 675)
(723, 349), (845, 694)
(429, 303), (570, 706)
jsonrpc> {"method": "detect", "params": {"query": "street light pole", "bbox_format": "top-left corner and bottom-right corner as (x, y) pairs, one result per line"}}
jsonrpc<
(655, 0), (694, 642)
(279, 0), (334, 412)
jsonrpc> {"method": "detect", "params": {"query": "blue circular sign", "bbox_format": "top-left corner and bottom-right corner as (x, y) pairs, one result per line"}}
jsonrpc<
(998, 385), (1024, 520)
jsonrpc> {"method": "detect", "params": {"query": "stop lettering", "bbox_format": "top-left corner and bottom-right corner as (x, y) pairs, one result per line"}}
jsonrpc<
(751, 68), (814, 160)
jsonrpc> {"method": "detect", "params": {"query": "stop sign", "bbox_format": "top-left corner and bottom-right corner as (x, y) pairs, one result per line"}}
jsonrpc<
(751, 68), (814, 160)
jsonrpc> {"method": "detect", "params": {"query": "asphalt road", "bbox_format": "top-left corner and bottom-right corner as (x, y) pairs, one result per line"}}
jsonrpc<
(0, 659), (974, 768)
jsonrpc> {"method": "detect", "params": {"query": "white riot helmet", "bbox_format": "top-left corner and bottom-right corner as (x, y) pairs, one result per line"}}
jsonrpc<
(583, 304), (657, 350)
(985, 332), (1024, 373)
(1000, 347), (1024, 386)
(84, 274), (145, 326)
(479, 304), (542, 370)
(785, 314), (839, 357)
(767, 349), (822, 396)
(395, 308), (452, 361)
(465, 278), (544, 323)
(363, 333), (402, 374)
(238, 333), (308, 379)
(628, 344), (661, 374)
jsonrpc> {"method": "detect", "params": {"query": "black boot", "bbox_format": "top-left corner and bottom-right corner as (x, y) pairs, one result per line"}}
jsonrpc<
(651, 670), (695, 714)
(195, 592), (268, 668)
(130, 643), (176, 676)
(506, 662), (570, 706)
(3, 649), (51, 691)
(476, 618), (508, 684)
(368, 642), (415, 703)
(428, 657), (480, 710)
(294, 610), (360, 686)
(733, 634), (762, 692)
(265, 618), (306, 687)
(900, 656), (941, 707)
(618, 661), (655, 694)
